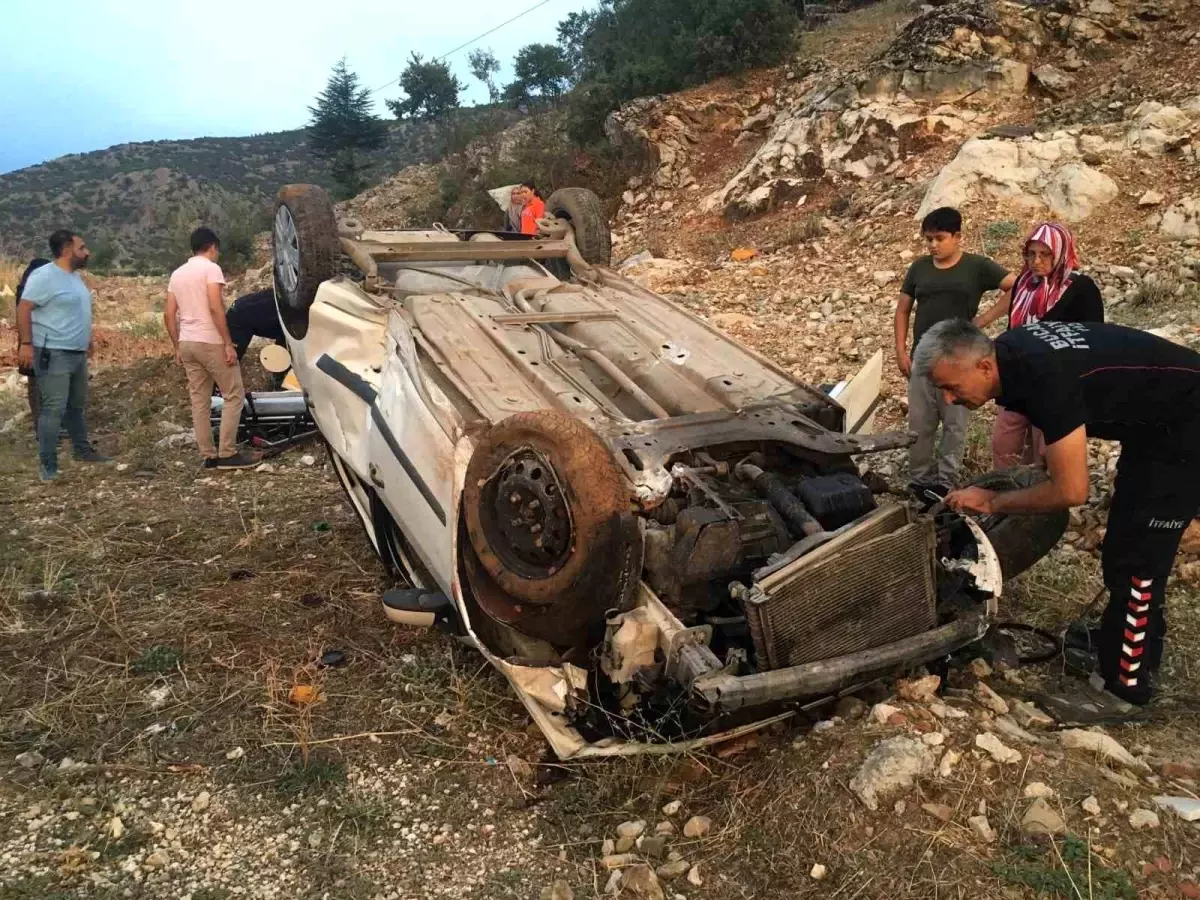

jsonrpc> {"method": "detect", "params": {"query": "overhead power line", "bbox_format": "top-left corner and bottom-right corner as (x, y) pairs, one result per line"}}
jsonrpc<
(368, 0), (554, 96)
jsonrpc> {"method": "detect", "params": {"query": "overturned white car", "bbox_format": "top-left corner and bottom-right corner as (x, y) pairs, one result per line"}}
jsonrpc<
(270, 183), (1065, 758)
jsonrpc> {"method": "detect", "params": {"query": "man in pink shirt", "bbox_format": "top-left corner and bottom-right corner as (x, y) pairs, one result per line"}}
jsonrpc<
(164, 228), (254, 468)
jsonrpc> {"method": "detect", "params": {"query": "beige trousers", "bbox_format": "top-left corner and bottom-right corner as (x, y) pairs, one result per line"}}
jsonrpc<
(179, 341), (244, 459)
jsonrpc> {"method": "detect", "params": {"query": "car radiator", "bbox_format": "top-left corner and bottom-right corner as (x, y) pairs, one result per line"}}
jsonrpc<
(743, 504), (937, 671)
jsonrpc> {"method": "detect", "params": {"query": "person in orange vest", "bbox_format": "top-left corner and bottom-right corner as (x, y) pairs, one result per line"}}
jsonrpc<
(517, 182), (546, 235)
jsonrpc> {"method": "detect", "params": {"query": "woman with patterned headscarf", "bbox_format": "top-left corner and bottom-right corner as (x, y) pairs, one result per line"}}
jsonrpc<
(975, 222), (1104, 468)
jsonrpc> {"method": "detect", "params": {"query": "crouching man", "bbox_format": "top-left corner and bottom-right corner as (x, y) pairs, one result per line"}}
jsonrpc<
(914, 318), (1200, 714)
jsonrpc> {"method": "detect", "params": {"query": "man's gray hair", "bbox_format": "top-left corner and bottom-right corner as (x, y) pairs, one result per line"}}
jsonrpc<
(913, 319), (994, 378)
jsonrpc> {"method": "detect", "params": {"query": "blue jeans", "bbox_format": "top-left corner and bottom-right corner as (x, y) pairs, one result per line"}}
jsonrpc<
(34, 348), (92, 471)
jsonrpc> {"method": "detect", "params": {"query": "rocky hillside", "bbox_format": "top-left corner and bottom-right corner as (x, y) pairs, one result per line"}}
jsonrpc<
(0, 109), (520, 270)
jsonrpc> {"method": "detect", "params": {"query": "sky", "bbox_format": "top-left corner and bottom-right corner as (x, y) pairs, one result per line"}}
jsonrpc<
(0, 0), (595, 174)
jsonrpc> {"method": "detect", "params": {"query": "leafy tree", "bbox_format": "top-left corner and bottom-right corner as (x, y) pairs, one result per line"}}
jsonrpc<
(556, 11), (596, 85)
(307, 57), (388, 198)
(508, 43), (572, 102)
(559, 0), (799, 141)
(387, 53), (463, 120)
(467, 48), (502, 103)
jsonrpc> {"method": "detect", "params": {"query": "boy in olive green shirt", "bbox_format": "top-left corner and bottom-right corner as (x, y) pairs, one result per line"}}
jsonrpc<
(894, 207), (1015, 501)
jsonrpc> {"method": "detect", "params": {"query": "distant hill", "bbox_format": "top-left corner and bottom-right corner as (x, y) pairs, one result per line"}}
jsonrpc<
(0, 109), (520, 271)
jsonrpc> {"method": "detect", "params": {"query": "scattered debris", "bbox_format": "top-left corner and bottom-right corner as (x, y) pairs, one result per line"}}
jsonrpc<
(969, 815), (997, 843)
(1023, 782), (1056, 800)
(288, 685), (319, 705)
(1011, 700), (1054, 729)
(850, 737), (937, 811)
(15, 751), (44, 769)
(1058, 729), (1151, 772)
(975, 732), (1022, 765)
(618, 820), (647, 841)
(991, 716), (1040, 745)
(898, 674), (941, 704)
(225, 747), (245, 762)
(930, 702), (969, 720)
(810, 863), (827, 880)
(619, 864), (665, 900)
(968, 658), (992, 679)
(974, 682), (1009, 715)
(1153, 796), (1200, 822)
(603, 853), (638, 870)
(1022, 798), (1066, 837)
(1082, 796), (1101, 816)
(682, 816), (711, 839)
(922, 802), (954, 824)
(1129, 808), (1161, 830)
(541, 880), (574, 900)
(938, 749), (963, 778)
(656, 859), (690, 880)
(661, 800), (682, 817)
(505, 754), (534, 782)
(871, 702), (901, 725)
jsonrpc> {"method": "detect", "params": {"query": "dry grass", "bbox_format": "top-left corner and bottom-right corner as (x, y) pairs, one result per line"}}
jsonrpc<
(0, 357), (532, 775)
(5, 356), (1200, 899)
(0, 256), (24, 319)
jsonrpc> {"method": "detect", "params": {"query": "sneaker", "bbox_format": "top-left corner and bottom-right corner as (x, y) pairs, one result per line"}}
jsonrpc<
(203, 458), (219, 469)
(215, 451), (259, 470)
(38, 464), (58, 482)
(74, 449), (112, 463)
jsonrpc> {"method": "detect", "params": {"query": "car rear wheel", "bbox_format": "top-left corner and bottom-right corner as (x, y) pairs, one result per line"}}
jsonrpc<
(546, 187), (611, 266)
(273, 183), (339, 340)
(463, 411), (641, 648)
(968, 466), (1070, 581)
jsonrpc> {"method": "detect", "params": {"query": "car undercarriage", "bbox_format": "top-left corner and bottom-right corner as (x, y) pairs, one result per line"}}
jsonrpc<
(267, 183), (1065, 757)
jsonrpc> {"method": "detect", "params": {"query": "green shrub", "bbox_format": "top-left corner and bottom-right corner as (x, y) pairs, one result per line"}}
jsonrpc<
(563, 0), (800, 141)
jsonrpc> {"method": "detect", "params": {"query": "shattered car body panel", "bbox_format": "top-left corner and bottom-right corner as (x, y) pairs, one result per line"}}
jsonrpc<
(273, 184), (1019, 758)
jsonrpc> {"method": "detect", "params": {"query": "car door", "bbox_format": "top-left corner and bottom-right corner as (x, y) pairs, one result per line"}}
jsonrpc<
(365, 310), (457, 590)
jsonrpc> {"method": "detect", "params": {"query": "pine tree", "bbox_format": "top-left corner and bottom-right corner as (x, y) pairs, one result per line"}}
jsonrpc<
(307, 58), (388, 198)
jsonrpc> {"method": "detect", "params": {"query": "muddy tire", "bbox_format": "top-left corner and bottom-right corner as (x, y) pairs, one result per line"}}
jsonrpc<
(463, 411), (641, 646)
(546, 187), (611, 266)
(969, 466), (1069, 581)
(273, 184), (339, 339)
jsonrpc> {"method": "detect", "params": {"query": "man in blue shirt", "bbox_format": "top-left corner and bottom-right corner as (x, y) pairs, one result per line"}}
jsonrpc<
(16, 230), (111, 481)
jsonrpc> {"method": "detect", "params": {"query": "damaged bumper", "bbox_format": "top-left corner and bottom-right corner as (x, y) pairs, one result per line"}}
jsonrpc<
(468, 502), (1002, 759)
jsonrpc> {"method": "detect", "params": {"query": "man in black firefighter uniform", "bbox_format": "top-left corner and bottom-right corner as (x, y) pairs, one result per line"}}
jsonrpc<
(913, 318), (1200, 712)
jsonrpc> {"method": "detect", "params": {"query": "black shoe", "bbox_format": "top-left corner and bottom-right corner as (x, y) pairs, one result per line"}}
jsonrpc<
(74, 449), (112, 463)
(216, 451), (258, 469)
(1031, 681), (1150, 726)
(382, 588), (456, 631)
(203, 458), (219, 469)
(1061, 620), (1102, 677)
(908, 481), (949, 513)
